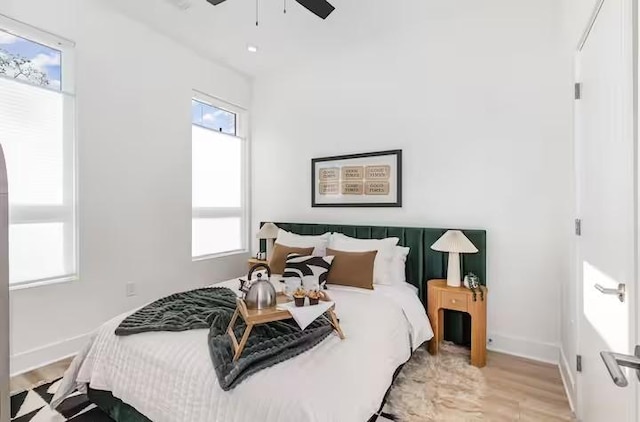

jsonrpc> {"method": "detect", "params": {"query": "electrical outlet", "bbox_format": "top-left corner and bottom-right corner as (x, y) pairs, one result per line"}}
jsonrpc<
(126, 282), (137, 297)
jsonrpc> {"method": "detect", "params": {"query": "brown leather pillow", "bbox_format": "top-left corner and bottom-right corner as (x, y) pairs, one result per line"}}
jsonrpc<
(326, 248), (378, 290)
(268, 243), (315, 274)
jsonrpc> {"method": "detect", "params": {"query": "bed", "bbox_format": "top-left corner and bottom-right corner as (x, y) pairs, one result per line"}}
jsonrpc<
(53, 224), (486, 422)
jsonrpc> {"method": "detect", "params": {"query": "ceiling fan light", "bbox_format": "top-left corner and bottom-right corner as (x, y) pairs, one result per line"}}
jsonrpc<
(204, 0), (335, 20)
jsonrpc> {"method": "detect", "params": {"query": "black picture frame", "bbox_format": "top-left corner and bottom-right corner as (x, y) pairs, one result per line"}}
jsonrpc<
(311, 150), (403, 208)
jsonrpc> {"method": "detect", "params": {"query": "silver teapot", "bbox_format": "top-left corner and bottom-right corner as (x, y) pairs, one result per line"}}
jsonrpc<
(239, 263), (277, 310)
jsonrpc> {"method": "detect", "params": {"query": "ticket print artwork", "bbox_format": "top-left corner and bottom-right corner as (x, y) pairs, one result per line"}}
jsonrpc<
(312, 150), (402, 207)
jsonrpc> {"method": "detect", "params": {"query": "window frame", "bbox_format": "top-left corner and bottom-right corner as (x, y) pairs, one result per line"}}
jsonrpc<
(191, 97), (237, 136)
(191, 91), (249, 261)
(1, 16), (78, 289)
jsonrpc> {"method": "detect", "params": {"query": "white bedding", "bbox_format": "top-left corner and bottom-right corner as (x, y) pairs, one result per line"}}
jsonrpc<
(53, 279), (433, 422)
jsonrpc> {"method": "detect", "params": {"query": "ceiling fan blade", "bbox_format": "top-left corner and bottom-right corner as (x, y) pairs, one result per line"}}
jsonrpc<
(295, 0), (335, 19)
(206, 0), (227, 5)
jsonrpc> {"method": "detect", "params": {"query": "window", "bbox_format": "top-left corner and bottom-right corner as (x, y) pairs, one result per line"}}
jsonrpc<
(192, 95), (247, 258)
(192, 99), (236, 135)
(0, 19), (76, 286)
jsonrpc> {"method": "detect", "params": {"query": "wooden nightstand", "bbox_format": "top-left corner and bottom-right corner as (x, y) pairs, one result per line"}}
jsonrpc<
(427, 279), (488, 367)
(247, 258), (268, 270)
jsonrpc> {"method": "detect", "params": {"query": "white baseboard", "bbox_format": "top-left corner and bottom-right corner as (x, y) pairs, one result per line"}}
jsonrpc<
(487, 332), (560, 364)
(559, 347), (577, 413)
(10, 333), (88, 377)
(8, 331), (567, 381)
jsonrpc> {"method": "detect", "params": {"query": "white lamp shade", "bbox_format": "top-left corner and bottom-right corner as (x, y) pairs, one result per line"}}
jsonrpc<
(431, 230), (478, 254)
(256, 222), (279, 239)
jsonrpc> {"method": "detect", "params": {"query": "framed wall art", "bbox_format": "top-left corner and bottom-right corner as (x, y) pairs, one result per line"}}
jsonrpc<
(311, 150), (402, 207)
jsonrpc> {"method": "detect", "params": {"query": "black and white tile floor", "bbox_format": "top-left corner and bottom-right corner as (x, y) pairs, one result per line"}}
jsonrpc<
(11, 378), (398, 422)
(11, 378), (111, 421)
(371, 410), (397, 421)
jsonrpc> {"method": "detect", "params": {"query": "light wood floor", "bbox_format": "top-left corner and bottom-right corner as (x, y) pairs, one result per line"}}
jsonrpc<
(10, 352), (574, 420)
(480, 352), (575, 421)
(10, 356), (73, 394)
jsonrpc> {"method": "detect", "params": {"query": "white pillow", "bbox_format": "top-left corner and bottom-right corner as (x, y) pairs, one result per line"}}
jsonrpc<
(328, 233), (399, 285)
(276, 229), (331, 257)
(390, 246), (411, 285)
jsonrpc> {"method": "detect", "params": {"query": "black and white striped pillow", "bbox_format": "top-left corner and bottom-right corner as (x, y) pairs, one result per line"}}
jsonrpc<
(283, 254), (334, 288)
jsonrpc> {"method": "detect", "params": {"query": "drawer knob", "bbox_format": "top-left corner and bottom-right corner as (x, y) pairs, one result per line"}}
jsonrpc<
(451, 299), (456, 304)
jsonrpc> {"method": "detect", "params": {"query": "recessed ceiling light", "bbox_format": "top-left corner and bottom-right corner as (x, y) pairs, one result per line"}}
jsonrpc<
(247, 45), (259, 53)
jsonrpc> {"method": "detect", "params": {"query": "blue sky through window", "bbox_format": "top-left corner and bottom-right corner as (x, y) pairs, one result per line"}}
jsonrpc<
(0, 29), (61, 90)
(192, 99), (236, 136)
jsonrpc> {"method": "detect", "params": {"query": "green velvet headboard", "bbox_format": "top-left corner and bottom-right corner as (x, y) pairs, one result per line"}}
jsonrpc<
(260, 222), (487, 304)
(260, 222), (487, 346)
(260, 223), (487, 344)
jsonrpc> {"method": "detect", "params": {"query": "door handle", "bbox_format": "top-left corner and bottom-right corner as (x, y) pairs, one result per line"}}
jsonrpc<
(600, 346), (640, 387)
(594, 283), (626, 302)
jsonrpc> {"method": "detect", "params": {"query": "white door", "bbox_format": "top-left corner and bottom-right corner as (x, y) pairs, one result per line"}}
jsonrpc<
(575, 0), (638, 420)
(0, 145), (9, 422)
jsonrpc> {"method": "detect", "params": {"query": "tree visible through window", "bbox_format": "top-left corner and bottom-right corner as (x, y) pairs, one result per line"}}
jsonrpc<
(0, 29), (61, 90)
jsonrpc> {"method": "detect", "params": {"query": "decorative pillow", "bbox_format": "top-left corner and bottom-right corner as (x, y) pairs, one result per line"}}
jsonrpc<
(283, 254), (335, 290)
(326, 248), (378, 290)
(268, 243), (315, 275)
(389, 246), (411, 285)
(328, 233), (399, 285)
(276, 229), (331, 257)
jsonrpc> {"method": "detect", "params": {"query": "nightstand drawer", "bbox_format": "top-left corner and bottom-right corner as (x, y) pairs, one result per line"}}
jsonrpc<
(440, 290), (468, 312)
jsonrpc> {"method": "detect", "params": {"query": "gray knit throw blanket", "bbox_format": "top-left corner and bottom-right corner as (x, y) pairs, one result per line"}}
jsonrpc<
(115, 287), (333, 390)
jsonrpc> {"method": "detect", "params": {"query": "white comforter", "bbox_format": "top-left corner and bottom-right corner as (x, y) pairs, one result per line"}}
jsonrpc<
(53, 280), (433, 422)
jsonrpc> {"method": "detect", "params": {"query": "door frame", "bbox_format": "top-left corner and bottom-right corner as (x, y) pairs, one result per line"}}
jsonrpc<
(630, 0), (640, 420)
(574, 0), (638, 419)
(0, 146), (7, 422)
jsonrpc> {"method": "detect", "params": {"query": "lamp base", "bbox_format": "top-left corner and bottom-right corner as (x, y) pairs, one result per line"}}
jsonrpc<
(266, 239), (275, 261)
(446, 252), (462, 287)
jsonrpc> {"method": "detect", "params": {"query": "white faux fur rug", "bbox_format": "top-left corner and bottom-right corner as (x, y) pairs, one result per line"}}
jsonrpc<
(382, 342), (486, 422)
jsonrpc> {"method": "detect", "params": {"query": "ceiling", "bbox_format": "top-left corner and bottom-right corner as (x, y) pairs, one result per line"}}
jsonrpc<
(106, 0), (422, 78)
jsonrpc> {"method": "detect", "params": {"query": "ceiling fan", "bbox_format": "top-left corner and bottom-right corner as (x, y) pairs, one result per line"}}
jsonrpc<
(206, 0), (335, 20)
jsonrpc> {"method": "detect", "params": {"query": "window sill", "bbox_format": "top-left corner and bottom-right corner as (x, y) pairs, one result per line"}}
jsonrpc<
(9, 274), (79, 291)
(192, 249), (249, 263)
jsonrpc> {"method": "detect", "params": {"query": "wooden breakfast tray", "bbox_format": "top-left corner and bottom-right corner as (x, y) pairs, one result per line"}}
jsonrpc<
(226, 292), (345, 361)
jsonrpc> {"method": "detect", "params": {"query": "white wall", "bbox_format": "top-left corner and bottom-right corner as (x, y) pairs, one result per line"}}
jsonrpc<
(2, 0), (252, 374)
(252, 0), (573, 363)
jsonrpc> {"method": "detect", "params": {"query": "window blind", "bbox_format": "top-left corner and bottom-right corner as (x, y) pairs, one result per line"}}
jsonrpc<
(191, 101), (246, 258)
(0, 77), (75, 284)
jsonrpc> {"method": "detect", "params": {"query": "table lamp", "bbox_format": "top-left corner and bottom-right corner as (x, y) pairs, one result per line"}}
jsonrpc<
(431, 230), (478, 287)
(256, 222), (279, 260)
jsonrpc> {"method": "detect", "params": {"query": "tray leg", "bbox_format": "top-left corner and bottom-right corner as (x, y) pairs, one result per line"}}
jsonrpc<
(226, 309), (240, 352)
(233, 324), (254, 362)
(327, 309), (345, 340)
